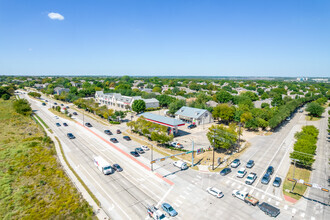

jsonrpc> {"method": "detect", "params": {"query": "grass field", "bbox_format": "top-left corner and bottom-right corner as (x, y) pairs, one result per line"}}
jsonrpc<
(0, 99), (95, 219)
(282, 165), (311, 201)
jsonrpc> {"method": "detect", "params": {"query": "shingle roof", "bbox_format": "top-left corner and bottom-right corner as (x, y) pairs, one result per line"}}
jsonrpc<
(175, 106), (208, 119)
(139, 112), (185, 127)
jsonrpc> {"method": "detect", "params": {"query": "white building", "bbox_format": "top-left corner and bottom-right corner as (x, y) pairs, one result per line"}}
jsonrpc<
(175, 106), (213, 125)
(95, 91), (159, 110)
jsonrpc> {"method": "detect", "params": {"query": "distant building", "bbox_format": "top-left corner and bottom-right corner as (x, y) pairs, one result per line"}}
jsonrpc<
(54, 87), (70, 95)
(206, 100), (218, 108)
(175, 106), (213, 125)
(95, 91), (159, 110)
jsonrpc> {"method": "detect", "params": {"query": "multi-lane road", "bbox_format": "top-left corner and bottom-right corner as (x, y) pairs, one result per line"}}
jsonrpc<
(19, 91), (329, 220)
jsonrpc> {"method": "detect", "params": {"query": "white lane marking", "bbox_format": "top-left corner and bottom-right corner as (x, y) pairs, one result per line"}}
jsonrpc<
(311, 217), (315, 220)
(184, 191), (190, 195)
(226, 180), (230, 184)
(231, 182), (236, 187)
(256, 192), (259, 197)
(300, 212), (305, 218)
(196, 175), (202, 179)
(179, 195), (186, 199)
(292, 208), (296, 214)
(276, 201), (279, 206)
(249, 189), (254, 194)
(176, 199), (182, 204)
(284, 205), (288, 210)
(80, 166), (131, 219)
(156, 185), (174, 208)
(187, 186), (192, 191)
(243, 187), (248, 192)
(261, 195), (265, 199)
(237, 185), (241, 189)
(267, 198), (271, 202)
(194, 182), (198, 185)
(173, 202), (179, 207)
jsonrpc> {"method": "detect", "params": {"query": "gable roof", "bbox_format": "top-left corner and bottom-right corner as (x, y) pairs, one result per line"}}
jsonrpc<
(175, 106), (208, 119)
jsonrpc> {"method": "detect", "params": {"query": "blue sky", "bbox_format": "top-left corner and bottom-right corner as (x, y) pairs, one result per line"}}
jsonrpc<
(0, 0), (329, 77)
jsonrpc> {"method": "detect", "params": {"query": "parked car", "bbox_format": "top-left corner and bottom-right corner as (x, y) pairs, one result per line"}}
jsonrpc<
(266, 166), (274, 175)
(73, 112), (78, 115)
(110, 138), (118, 143)
(116, 129), (121, 134)
(261, 173), (271, 184)
(54, 102), (57, 105)
(245, 172), (257, 185)
(63, 123), (68, 127)
(231, 159), (241, 168)
(258, 202), (280, 217)
(42, 102), (46, 106)
(207, 187), (224, 198)
(135, 148), (144, 154)
(141, 145), (150, 151)
(170, 142), (183, 149)
(56, 123), (61, 127)
(187, 124), (197, 129)
(161, 203), (178, 217)
(273, 177), (282, 187)
(246, 160), (255, 168)
(60, 104), (64, 106)
(286, 117), (291, 121)
(123, 136), (131, 141)
(130, 151), (140, 157)
(220, 168), (232, 176)
(104, 130), (112, 135)
(237, 168), (247, 178)
(299, 109), (304, 113)
(65, 106), (69, 109)
(85, 122), (92, 127)
(67, 133), (75, 139)
(112, 164), (123, 172)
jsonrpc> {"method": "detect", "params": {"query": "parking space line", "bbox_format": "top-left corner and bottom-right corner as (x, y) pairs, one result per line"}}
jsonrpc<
(226, 180), (230, 184)
(176, 199), (182, 204)
(179, 195), (185, 199)
(196, 175), (202, 179)
(184, 191), (190, 195)
(187, 186), (192, 191)
(231, 182), (236, 187)
(256, 192), (259, 197)
(173, 202), (179, 207)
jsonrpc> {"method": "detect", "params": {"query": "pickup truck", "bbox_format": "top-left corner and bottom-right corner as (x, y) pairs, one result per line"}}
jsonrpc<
(258, 202), (280, 217)
(232, 190), (259, 206)
(147, 205), (168, 220)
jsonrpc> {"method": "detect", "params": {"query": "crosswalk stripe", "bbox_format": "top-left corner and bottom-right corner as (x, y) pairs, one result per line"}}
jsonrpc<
(261, 195), (265, 199)
(267, 198), (271, 202)
(300, 213), (305, 218)
(243, 187), (248, 192)
(284, 205), (288, 210)
(275, 201), (279, 206)
(256, 192), (259, 197)
(311, 216), (315, 220)
(231, 182), (236, 187)
(292, 208), (296, 214)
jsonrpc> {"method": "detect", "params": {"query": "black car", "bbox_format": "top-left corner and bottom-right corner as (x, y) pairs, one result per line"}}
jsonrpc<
(63, 123), (68, 127)
(85, 123), (92, 127)
(266, 166), (274, 175)
(67, 133), (75, 139)
(273, 177), (282, 187)
(54, 102), (57, 105)
(123, 136), (131, 141)
(61, 104), (64, 106)
(188, 124), (197, 129)
(73, 112), (78, 115)
(110, 138), (118, 143)
(104, 130), (112, 135)
(220, 168), (232, 176)
(261, 173), (271, 184)
(135, 148), (144, 154)
(246, 160), (255, 168)
(258, 202), (280, 217)
(130, 151), (140, 157)
(56, 123), (61, 127)
(42, 102), (46, 106)
(113, 164), (123, 172)
(66, 106), (69, 109)
(116, 129), (121, 134)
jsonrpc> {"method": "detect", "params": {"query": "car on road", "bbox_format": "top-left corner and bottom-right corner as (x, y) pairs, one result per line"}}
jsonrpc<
(245, 172), (257, 185)
(231, 159), (241, 168)
(110, 138), (118, 143)
(220, 168), (231, 176)
(266, 166), (274, 175)
(161, 203), (178, 217)
(112, 164), (123, 172)
(135, 148), (144, 154)
(147, 205), (167, 220)
(261, 173), (271, 184)
(130, 151), (140, 157)
(187, 124), (197, 129)
(67, 133), (75, 139)
(299, 109), (303, 113)
(237, 168), (247, 178)
(286, 117), (291, 121)
(85, 122), (92, 127)
(173, 160), (188, 170)
(246, 160), (255, 168)
(73, 112), (78, 115)
(104, 130), (112, 135)
(207, 187), (224, 198)
(273, 177), (282, 187)
(42, 102), (46, 106)
(141, 145), (150, 151)
(123, 136), (131, 141)
(232, 190), (259, 206)
(116, 129), (121, 134)
(56, 123), (61, 127)
(54, 116), (59, 119)
(170, 142), (183, 149)
(63, 123), (68, 127)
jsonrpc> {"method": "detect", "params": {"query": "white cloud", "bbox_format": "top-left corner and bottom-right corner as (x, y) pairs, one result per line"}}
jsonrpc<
(48, 12), (64, 20)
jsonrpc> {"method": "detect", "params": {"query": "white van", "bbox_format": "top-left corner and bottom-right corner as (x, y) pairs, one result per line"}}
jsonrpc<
(94, 156), (113, 175)
(173, 160), (188, 170)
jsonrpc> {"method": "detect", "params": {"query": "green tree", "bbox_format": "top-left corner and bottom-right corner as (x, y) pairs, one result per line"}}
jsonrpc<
(152, 86), (162, 93)
(306, 102), (325, 117)
(168, 99), (186, 115)
(212, 103), (235, 122)
(13, 99), (32, 115)
(132, 99), (146, 113)
(156, 94), (175, 107)
(206, 125), (238, 151)
(2, 94), (10, 100)
(215, 90), (233, 103)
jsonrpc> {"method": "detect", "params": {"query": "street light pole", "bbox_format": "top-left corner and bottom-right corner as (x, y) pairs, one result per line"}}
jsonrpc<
(212, 138), (215, 170)
(191, 140), (195, 167)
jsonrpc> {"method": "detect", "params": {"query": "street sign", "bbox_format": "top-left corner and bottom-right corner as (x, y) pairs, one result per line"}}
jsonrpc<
(150, 160), (156, 164)
(197, 148), (203, 155)
(303, 183), (312, 187)
(321, 188), (329, 192)
(287, 178), (296, 182)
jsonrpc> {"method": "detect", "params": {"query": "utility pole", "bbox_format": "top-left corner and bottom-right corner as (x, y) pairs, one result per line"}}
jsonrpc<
(191, 140), (195, 167)
(212, 138), (215, 170)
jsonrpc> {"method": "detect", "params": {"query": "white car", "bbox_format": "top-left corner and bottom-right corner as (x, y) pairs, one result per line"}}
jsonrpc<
(231, 159), (241, 168)
(170, 142), (183, 149)
(207, 187), (224, 198)
(141, 145), (150, 151)
(237, 168), (247, 178)
(245, 172), (257, 185)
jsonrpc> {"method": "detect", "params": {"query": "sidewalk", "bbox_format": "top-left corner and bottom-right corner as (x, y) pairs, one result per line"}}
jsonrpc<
(34, 115), (109, 220)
